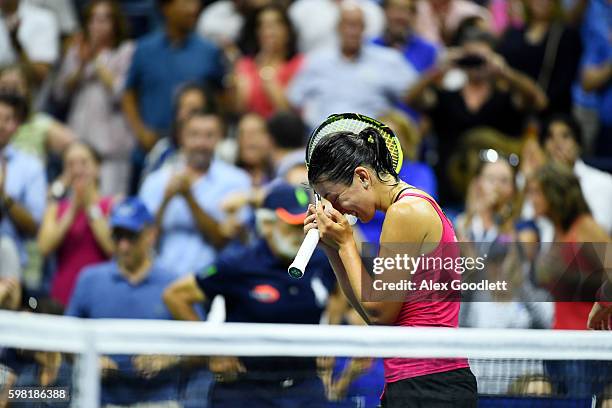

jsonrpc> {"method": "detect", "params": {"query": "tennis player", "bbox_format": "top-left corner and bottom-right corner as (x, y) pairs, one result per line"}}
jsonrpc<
(304, 114), (477, 407)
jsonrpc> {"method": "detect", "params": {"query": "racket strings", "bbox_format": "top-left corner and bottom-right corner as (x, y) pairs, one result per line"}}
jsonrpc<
(306, 114), (403, 174)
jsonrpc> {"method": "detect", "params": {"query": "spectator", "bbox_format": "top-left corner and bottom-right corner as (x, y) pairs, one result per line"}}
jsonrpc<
(373, 0), (438, 74)
(26, 0), (79, 38)
(456, 156), (550, 313)
(0, 0), (59, 86)
(407, 28), (546, 205)
(139, 111), (251, 276)
(357, 109), (437, 243)
(0, 236), (20, 310)
(196, 0), (248, 49)
(288, 2), (417, 130)
(53, 0), (135, 196)
(0, 93), (46, 269)
(122, 0), (224, 190)
(579, 0), (612, 157)
(233, 4), (303, 118)
(37, 143), (114, 307)
(0, 65), (74, 162)
(413, 0), (492, 46)
(236, 113), (274, 187)
(540, 114), (612, 234)
(65, 197), (186, 407)
(288, 0), (385, 53)
(267, 111), (306, 174)
(488, 0), (524, 36)
(497, 0), (582, 116)
(528, 163), (611, 397)
(144, 82), (217, 178)
(163, 183), (334, 408)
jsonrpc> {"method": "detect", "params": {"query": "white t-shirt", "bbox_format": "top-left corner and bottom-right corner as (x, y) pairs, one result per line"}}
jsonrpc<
(0, 2), (59, 66)
(196, 0), (244, 45)
(574, 159), (612, 234)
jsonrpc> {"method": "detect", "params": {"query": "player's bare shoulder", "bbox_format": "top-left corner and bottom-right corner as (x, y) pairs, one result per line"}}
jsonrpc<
(381, 189), (443, 244)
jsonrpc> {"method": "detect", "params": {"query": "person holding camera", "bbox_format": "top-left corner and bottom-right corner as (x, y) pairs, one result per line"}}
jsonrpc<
(406, 27), (547, 206)
(37, 142), (114, 307)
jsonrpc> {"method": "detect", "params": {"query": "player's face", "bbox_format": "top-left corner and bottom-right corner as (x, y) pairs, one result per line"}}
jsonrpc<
(315, 176), (375, 223)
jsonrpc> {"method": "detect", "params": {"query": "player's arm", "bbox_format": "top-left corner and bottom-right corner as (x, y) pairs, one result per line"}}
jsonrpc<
(163, 275), (206, 321)
(340, 201), (434, 325)
(311, 200), (434, 325)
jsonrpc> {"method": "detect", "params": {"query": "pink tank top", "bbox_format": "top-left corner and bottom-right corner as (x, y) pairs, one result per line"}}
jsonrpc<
(50, 197), (114, 306)
(383, 192), (469, 383)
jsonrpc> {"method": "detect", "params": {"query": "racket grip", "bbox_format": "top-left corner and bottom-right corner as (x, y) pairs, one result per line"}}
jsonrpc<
(288, 228), (320, 279)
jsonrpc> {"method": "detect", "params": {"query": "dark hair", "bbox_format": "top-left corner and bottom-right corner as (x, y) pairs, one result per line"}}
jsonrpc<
(308, 127), (399, 186)
(267, 112), (306, 149)
(533, 162), (591, 232)
(238, 3), (298, 59)
(539, 113), (583, 149)
(0, 92), (28, 123)
(83, 0), (129, 47)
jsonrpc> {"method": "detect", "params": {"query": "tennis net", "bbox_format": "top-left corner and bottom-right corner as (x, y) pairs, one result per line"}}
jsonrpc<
(0, 310), (611, 407)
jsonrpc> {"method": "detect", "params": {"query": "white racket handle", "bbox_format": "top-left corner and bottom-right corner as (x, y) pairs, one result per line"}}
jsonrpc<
(288, 228), (320, 279)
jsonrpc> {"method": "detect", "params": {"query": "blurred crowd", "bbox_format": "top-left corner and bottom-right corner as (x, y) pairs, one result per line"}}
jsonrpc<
(0, 0), (611, 406)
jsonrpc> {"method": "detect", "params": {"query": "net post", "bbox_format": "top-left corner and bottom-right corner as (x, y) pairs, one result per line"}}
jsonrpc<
(73, 333), (100, 408)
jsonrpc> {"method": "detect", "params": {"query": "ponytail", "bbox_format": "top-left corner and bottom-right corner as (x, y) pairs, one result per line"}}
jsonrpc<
(308, 127), (399, 186)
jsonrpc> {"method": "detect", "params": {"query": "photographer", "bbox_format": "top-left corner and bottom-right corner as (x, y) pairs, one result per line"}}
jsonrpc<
(406, 27), (547, 206)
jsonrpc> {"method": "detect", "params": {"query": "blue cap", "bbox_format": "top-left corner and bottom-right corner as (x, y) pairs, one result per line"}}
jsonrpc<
(262, 183), (310, 225)
(110, 197), (154, 232)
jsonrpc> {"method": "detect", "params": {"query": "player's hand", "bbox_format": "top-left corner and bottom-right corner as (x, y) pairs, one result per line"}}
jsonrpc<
(588, 302), (612, 330)
(304, 204), (334, 252)
(313, 201), (353, 250)
(209, 356), (246, 382)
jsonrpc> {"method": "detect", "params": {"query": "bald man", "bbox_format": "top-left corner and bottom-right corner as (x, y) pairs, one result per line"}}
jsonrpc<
(288, 2), (418, 129)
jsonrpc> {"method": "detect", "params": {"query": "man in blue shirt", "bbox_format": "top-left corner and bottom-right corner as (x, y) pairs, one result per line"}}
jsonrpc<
(66, 198), (189, 407)
(163, 183), (335, 408)
(139, 111), (251, 276)
(122, 0), (224, 147)
(372, 0), (437, 73)
(0, 93), (46, 272)
(121, 0), (225, 193)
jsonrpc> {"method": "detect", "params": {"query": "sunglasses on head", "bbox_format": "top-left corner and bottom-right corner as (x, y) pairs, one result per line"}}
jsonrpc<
(111, 228), (141, 243)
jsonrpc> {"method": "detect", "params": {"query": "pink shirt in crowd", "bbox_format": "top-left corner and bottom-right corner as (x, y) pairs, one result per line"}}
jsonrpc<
(50, 197), (114, 306)
(235, 54), (304, 118)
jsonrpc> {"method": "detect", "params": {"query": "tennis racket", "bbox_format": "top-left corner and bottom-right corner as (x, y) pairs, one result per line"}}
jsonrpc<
(288, 113), (404, 279)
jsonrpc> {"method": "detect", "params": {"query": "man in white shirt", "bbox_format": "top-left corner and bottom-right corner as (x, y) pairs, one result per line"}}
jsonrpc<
(541, 114), (612, 234)
(287, 1), (418, 130)
(0, 0), (59, 84)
